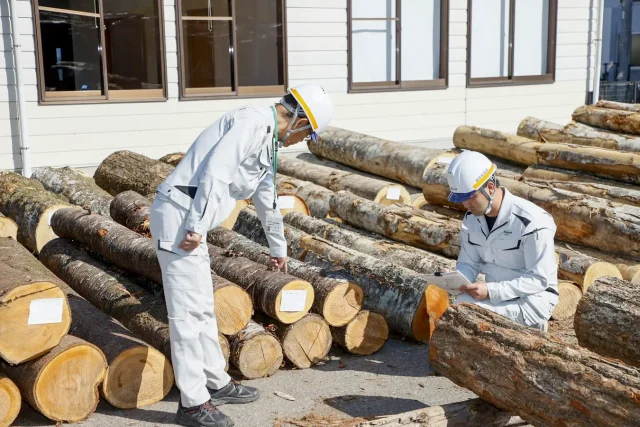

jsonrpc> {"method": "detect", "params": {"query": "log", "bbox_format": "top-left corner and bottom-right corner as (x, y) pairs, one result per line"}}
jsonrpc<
(218, 332), (230, 371)
(31, 166), (113, 217)
(430, 303), (640, 427)
(0, 335), (107, 423)
(573, 104), (640, 136)
(0, 172), (70, 253)
(453, 125), (640, 185)
(283, 212), (455, 275)
(220, 199), (252, 230)
(555, 246), (622, 292)
(50, 209), (253, 335)
(331, 310), (388, 356)
(158, 152), (185, 166)
(233, 208), (450, 342)
(208, 245), (314, 324)
(230, 320), (283, 379)
(329, 191), (461, 258)
(264, 314), (332, 369)
(208, 227), (363, 327)
(277, 174), (335, 218)
(309, 127), (446, 188)
(596, 99), (640, 112)
(110, 190), (152, 236)
(0, 238), (71, 365)
(575, 276), (640, 368)
(0, 374), (20, 427)
(277, 193), (310, 217)
(94, 150), (174, 196)
(278, 156), (412, 206)
(551, 281), (583, 321)
(0, 213), (17, 240)
(517, 117), (640, 152)
(15, 237), (174, 410)
(555, 243), (640, 285)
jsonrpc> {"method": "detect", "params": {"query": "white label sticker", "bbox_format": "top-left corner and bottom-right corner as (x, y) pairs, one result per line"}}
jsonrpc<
(28, 298), (64, 325)
(278, 196), (296, 210)
(280, 290), (307, 312)
(386, 187), (401, 200)
(437, 156), (454, 165)
(265, 212), (283, 234)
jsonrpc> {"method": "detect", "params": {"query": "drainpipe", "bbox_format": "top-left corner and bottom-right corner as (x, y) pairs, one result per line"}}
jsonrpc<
(9, 0), (31, 177)
(592, 0), (605, 103)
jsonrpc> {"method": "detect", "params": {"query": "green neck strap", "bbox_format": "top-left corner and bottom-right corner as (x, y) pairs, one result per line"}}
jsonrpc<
(271, 106), (279, 210)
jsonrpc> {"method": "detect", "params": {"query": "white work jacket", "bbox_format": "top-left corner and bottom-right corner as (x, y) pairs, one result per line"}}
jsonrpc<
(157, 105), (287, 258)
(456, 189), (559, 305)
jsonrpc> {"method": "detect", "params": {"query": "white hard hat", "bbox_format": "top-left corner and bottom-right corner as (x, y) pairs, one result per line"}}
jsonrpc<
(287, 84), (333, 141)
(446, 151), (497, 203)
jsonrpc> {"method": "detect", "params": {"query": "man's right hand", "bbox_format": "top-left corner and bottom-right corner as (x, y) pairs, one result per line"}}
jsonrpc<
(178, 231), (202, 252)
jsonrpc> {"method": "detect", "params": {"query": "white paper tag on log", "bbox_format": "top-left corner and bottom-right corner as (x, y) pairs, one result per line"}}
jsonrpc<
(278, 196), (296, 209)
(265, 211), (283, 235)
(437, 156), (454, 165)
(386, 187), (401, 200)
(28, 298), (64, 325)
(280, 290), (307, 312)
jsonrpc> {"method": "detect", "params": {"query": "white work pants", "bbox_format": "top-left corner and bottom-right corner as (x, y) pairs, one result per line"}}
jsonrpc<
(150, 196), (231, 408)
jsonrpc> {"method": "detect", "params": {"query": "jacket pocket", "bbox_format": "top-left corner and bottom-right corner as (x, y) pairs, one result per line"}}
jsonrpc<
(158, 239), (205, 257)
(494, 237), (526, 269)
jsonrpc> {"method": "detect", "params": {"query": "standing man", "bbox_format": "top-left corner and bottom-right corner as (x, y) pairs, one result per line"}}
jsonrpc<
(149, 84), (333, 427)
(445, 151), (559, 331)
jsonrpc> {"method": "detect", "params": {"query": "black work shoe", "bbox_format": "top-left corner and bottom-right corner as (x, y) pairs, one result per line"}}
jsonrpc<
(175, 401), (234, 427)
(208, 379), (260, 406)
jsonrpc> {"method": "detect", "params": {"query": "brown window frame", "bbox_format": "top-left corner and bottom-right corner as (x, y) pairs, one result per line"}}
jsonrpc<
(176, 0), (288, 100)
(32, 0), (168, 105)
(347, 0), (449, 93)
(466, 0), (558, 88)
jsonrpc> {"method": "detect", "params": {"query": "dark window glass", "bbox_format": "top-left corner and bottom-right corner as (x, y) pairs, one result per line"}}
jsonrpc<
(39, 10), (103, 92)
(181, 0), (231, 17)
(183, 20), (233, 89)
(103, 0), (163, 90)
(39, 0), (99, 13)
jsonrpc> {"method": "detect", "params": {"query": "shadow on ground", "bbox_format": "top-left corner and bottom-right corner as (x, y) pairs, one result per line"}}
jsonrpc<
(323, 395), (427, 418)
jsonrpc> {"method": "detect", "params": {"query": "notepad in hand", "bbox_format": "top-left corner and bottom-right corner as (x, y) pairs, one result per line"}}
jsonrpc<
(423, 271), (471, 296)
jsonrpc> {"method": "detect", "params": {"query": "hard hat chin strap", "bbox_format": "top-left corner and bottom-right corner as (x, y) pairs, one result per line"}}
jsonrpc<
(278, 99), (312, 147)
(478, 175), (497, 215)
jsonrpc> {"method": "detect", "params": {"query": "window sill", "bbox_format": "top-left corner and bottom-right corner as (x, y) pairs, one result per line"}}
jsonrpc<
(179, 92), (286, 101)
(39, 96), (168, 106)
(467, 75), (555, 89)
(348, 79), (448, 94)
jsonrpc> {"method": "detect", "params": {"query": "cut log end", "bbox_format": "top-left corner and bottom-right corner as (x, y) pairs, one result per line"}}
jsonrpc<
(373, 185), (412, 207)
(0, 282), (71, 365)
(218, 333), (230, 372)
(0, 216), (17, 240)
(0, 375), (20, 427)
(411, 195), (428, 209)
(333, 311), (389, 356)
(274, 280), (315, 324)
(279, 314), (332, 369)
(551, 281), (583, 321)
(101, 346), (174, 410)
(583, 262), (622, 292)
(233, 332), (283, 379)
(321, 281), (364, 327)
(220, 200), (251, 230)
(35, 204), (70, 253)
(34, 342), (106, 422)
(278, 193), (311, 217)
(412, 285), (451, 343)
(213, 284), (253, 336)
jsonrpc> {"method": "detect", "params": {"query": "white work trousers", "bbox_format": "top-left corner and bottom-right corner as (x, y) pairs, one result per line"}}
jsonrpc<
(150, 196), (231, 408)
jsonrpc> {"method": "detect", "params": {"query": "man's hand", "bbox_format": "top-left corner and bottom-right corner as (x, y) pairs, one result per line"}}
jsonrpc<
(178, 231), (202, 252)
(271, 257), (288, 274)
(459, 282), (489, 300)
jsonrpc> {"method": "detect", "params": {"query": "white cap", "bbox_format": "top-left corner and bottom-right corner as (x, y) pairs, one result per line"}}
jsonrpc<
(446, 151), (496, 203)
(287, 84), (334, 141)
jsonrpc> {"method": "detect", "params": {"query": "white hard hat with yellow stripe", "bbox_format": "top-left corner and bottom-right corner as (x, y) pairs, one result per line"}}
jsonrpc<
(280, 84), (333, 142)
(446, 151), (497, 203)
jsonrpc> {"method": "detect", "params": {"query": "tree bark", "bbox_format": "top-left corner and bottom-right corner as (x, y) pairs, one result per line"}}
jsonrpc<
(50, 209), (252, 335)
(517, 117), (640, 152)
(0, 237), (71, 365)
(233, 209), (450, 343)
(0, 213), (17, 240)
(283, 212), (455, 275)
(329, 191), (461, 258)
(454, 125), (640, 185)
(331, 310), (388, 356)
(572, 105), (640, 136)
(277, 174), (335, 218)
(430, 303), (640, 427)
(596, 100), (640, 112)
(230, 320), (283, 379)
(158, 152), (185, 167)
(32, 167), (113, 217)
(279, 156), (412, 206)
(554, 243), (640, 285)
(574, 276), (640, 368)
(208, 227), (363, 327)
(208, 245), (314, 324)
(555, 246), (622, 292)
(0, 172), (70, 253)
(110, 190), (152, 236)
(94, 150), (174, 196)
(0, 374), (20, 427)
(0, 335), (107, 423)
(551, 281), (583, 321)
(309, 127), (445, 188)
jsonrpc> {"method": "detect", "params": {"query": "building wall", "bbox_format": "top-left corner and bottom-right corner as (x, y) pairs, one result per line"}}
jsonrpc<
(1, 0), (596, 172)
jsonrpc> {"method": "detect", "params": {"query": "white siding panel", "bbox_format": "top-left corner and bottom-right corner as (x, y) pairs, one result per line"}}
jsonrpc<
(556, 56), (589, 69)
(0, 68), (37, 86)
(449, 61), (466, 75)
(166, 52), (179, 69)
(0, 1), (31, 18)
(450, 23), (467, 36)
(374, 125), (460, 142)
(557, 20), (590, 33)
(558, 0), (591, 8)
(467, 106), (577, 126)
(0, 101), (17, 119)
(449, 36), (466, 49)
(0, 17), (33, 35)
(288, 0), (346, 8)
(467, 81), (586, 98)
(164, 5), (176, 22)
(0, 118), (18, 137)
(335, 99), (465, 120)
(288, 51), (347, 66)
(287, 8), (346, 23)
(556, 44), (589, 57)
(288, 78), (347, 93)
(0, 52), (37, 69)
(0, 152), (21, 171)
(166, 37), (177, 53)
(467, 92), (586, 111)
(332, 88), (467, 105)
(558, 7), (590, 20)
(556, 68), (588, 81)
(0, 84), (38, 102)
(449, 49), (467, 62)
(288, 37), (347, 51)
(449, 74), (467, 87)
(450, 9), (467, 22)
(287, 23), (346, 37)
(557, 32), (589, 45)
(164, 20), (177, 38)
(288, 65), (347, 80)
(450, 0), (468, 10)
(0, 35), (34, 52)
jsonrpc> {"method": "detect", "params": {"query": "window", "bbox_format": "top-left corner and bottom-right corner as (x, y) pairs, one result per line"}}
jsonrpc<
(177, 0), (287, 99)
(468, 0), (558, 87)
(33, 0), (166, 103)
(348, 0), (449, 92)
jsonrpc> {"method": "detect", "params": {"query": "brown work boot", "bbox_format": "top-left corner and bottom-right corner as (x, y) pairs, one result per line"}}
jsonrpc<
(175, 400), (234, 427)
